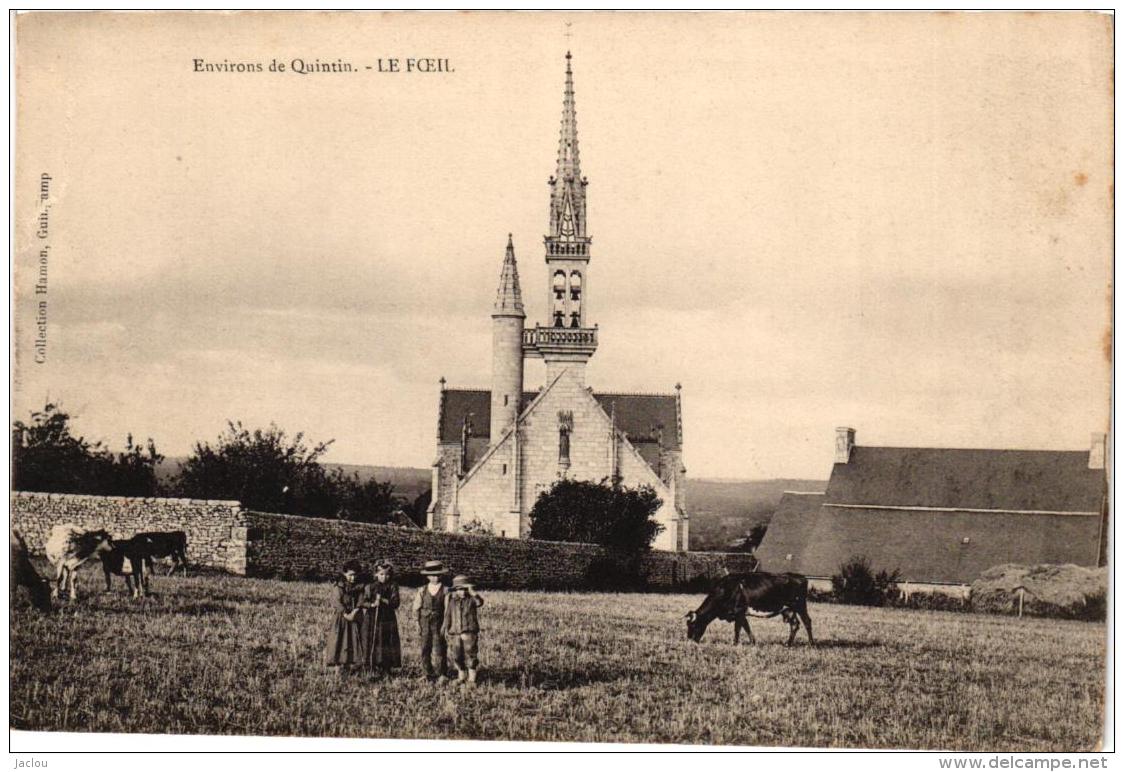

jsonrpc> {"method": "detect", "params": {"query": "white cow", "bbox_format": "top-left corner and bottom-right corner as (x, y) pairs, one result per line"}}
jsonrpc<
(45, 524), (114, 601)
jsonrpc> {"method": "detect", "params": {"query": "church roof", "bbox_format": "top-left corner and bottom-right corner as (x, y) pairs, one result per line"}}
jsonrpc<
(437, 388), (682, 452)
(827, 446), (1104, 512)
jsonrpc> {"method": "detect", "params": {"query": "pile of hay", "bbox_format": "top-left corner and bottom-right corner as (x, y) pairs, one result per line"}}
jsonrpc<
(970, 563), (1107, 620)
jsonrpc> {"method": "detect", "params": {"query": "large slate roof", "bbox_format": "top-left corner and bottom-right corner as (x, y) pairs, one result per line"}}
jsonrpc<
(437, 388), (681, 451)
(755, 444), (1108, 585)
(827, 446), (1105, 512)
(756, 495), (1103, 584)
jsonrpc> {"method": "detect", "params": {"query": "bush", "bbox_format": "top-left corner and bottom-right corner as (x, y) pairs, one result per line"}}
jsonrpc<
(831, 556), (902, 607)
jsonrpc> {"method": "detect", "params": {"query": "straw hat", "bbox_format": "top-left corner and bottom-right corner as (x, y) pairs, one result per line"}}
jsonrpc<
(420, 560), (448, 576)
(451, 574), (474, 590)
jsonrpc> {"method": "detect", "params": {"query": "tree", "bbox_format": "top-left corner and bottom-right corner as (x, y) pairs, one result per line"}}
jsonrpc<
(331, 471), (405, 524)
(12, 403), (162, 496)
(174, 421), (342, 516)
(529, 479), (664, 553)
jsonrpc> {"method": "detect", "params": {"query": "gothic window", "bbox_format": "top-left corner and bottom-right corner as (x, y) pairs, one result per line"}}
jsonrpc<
(558, 411), (573, 466)
(553, 270), (567, 300)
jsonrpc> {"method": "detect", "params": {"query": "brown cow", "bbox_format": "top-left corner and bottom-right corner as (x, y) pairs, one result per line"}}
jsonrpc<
(686, 572), (814, 646)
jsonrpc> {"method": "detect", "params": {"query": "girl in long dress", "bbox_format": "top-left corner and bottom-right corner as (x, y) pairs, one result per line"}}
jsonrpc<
(361, 559), (402, 676)
(324, 560), (365, 674)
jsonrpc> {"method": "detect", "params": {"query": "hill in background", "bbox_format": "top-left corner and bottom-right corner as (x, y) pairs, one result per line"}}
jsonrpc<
(155, 458), (822, 551)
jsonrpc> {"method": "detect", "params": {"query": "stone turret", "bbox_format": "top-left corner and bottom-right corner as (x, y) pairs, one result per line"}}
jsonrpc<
(491, 234), (525, 444)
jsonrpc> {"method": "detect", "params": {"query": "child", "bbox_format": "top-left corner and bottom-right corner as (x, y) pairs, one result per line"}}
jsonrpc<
(442, 574), (485, 686)
(361, 559), (401, 677)
(413, 560), (449, 683)
(324, 559), (365, 674)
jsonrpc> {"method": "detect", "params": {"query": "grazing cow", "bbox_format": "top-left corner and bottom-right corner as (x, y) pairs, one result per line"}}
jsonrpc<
(45, 524), (115, 601)
(132, 531), (189, 576)
(686, 572), (814, 646)
(100, 537), (151, 598)
(10, 529), (52, 612)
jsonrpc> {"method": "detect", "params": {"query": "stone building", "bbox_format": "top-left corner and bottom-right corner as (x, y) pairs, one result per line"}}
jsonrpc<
(756, 427), (1109, 588)
(426, 53), (688, 551)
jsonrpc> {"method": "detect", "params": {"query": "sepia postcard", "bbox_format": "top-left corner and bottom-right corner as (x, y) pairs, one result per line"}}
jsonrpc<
(9, 10), (1113, 756)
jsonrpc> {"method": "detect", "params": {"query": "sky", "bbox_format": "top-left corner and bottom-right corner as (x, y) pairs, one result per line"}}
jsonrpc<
(13, 12), (1113, 479)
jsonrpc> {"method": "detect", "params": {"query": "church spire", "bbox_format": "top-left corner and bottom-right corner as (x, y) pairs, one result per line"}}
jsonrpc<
(493, 233), (525, 317)
(549, 52), (587, 243)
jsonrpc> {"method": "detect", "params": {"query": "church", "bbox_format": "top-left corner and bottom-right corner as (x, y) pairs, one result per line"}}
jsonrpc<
(426, 53), (688, 552)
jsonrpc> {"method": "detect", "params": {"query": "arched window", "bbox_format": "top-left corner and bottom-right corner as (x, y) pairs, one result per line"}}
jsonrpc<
(553, 310), (564, 328)
(552, 270), (567, 301)
(569, 271), (582, 302)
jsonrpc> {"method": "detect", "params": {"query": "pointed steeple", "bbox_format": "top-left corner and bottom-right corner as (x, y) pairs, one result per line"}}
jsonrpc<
(548, 51), (587, 242)
(556, 51), (580, 185)
(493, 233), (525, 317)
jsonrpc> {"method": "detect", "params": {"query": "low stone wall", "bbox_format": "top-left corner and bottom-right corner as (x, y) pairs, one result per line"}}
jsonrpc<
(10, 491), (250, 574)
(245, 511), (755, 590)
(9, 491), (755, 590)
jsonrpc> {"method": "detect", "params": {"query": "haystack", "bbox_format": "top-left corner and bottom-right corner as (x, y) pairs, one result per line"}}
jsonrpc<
(970, 563), (1107, 620)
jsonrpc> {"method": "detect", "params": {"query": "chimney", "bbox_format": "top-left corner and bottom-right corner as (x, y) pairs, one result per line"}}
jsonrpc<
(1089, 432), (1106, 470)
(835, 427), (856, 464)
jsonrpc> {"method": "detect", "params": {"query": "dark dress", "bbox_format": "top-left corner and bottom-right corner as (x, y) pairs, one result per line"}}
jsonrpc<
(324, 581), (365, 667)
(361, 580), (402, 671)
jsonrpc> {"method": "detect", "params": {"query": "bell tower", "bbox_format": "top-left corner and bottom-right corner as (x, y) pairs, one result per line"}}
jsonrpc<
(523, 51), (598, 382)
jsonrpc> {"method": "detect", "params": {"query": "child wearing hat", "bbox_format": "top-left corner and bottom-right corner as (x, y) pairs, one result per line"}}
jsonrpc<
(413, 559), (449, 682)
(442, 574), (485, 685)
(324, 559), (365, 675)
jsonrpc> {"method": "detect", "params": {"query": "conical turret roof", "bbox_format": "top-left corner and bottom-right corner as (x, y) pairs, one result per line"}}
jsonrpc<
(493, 234), (525, 317)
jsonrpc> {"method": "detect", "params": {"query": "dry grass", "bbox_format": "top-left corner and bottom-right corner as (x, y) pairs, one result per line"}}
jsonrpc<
(9, 567), (1106, 749)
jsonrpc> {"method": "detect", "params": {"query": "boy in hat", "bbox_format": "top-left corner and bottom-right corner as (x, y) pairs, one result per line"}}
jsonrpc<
(413, 560), (449, 682)
(442, 574), (485, 685)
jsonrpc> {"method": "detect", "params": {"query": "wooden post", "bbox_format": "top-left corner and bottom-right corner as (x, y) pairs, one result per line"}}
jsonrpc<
(1017, 587), (1025, 618)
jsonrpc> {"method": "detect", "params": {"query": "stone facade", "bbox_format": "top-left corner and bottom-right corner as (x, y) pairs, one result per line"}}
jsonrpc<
(427, 54), (690, 551)
(244, 510), (750, 589)
(452, 368), (683, 550)
(10, 491), (250, 574)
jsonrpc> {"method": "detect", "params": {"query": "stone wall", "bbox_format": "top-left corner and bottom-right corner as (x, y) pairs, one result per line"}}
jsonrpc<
(245, 510), (756, 590)
(9, 491), (756, 590)
(10, 491), (250, 574)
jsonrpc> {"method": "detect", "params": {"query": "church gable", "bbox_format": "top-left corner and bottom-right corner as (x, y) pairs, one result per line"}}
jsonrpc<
(437, 387), (680, 478)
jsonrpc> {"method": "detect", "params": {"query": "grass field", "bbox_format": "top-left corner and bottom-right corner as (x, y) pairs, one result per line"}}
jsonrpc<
(9, 568), (1106, 750)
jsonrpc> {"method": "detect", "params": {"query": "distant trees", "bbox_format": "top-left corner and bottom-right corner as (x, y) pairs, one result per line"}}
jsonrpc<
(12, 403), (163, 496)
(174, 420), (411, 522)
(11, 407), (427, 524)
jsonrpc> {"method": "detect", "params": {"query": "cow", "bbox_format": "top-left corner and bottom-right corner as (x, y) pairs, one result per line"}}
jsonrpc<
(685, 572), (814, 646)
(132, 531), (189, 576)
(10, 529), (52, 612)
(45, 524), (115, 601)
(99, 537), (151, 598)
